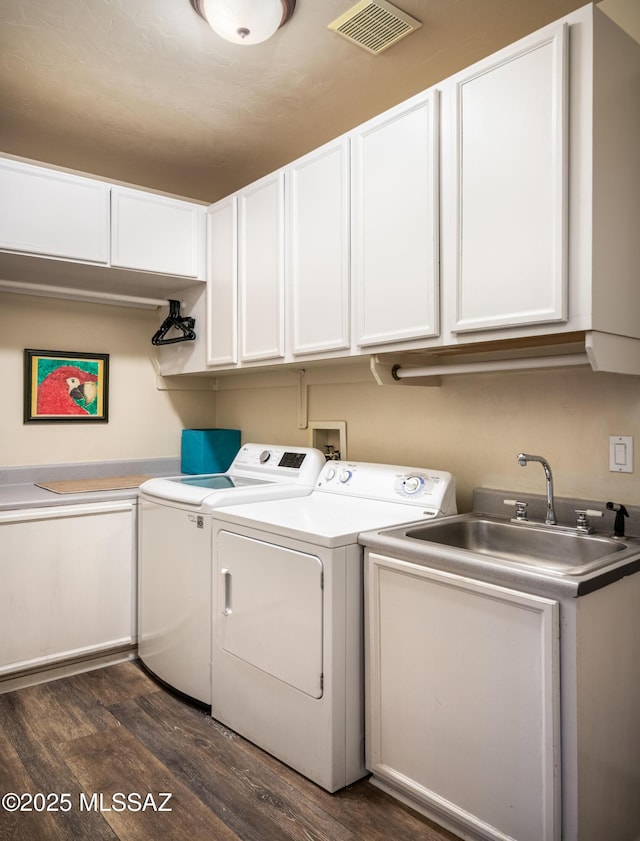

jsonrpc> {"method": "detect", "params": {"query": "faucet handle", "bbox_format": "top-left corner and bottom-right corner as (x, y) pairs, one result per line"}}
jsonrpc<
(575, 508), (603, 533)
(504, 499), (528, 521)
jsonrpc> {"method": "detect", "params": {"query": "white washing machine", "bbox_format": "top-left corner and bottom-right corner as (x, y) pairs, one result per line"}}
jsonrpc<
(210, 460), (457, 792)
(137, 443), (325, 705)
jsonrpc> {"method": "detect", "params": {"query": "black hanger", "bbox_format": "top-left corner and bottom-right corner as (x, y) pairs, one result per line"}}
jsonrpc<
(152, 299), (197, 345)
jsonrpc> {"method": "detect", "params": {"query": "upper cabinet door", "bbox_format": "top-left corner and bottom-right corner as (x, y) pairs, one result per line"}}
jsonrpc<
(238, 171), (285, 363)
(0, 159), (109, 263)
(206, 196), (238, 367)
(452, 24), (568, 333)
(111, 187), (205, 278)
(352, 90), (440, 348)
(287, 137), (350, 356)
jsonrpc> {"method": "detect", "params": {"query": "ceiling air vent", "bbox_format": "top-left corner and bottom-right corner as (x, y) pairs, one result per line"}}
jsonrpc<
(328, 0), (422, 55)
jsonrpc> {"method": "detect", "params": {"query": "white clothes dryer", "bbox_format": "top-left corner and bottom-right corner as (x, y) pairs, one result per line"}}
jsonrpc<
(137, 443), (325, 704)
(210, 460), (456, 791)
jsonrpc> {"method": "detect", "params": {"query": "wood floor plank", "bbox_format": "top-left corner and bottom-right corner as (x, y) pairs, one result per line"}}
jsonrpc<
(0, 674), (116, 747)
(58, 725), (240, 841)
(0, 726), (71, 841)
(0, 684), (120, 841)
(195, 705), (461, 841)
(0, 661), (462, 841)
(63, 661), (160, 708)
(113, 684), (457, 841)
(221, 723), (461, 841)
(110, 691), (348, 841)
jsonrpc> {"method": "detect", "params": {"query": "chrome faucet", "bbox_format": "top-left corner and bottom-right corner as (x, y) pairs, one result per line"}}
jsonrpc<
(517, 453), (558, 525)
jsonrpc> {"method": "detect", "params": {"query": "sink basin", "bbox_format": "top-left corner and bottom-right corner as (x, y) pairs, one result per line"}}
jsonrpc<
(401, 513), (629, 575)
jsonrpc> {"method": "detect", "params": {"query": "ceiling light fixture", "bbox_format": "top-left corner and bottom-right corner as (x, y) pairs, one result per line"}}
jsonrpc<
(190, 0), (296, 45)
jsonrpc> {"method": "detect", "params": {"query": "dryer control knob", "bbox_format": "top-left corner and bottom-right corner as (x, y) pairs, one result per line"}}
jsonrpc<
(339, 469), (352, 484)
(259, 450), (271, 463)
(403, 475), (424, 495)
(325, 467), (336, 481)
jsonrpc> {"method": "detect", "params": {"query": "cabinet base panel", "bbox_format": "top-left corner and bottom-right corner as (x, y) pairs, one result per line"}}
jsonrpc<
(369, 774), (511, 841)
(0, 643), (136, 695)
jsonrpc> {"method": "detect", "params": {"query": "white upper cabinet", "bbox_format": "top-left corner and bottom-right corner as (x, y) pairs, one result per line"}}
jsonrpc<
(198, 140), (349, 373)
(286, 137), (351, 357)
(352, 89), (440, 348)
(158, 3), (640, 378)
(438, 4), (640, 358)
(448, 23), (568, 334)
(110, 186), (205, 278)
(0, 158), (208, 303)
(238, 171), (285, 363)
(0, 158), (109, 263)
(206, 195), (238, 367)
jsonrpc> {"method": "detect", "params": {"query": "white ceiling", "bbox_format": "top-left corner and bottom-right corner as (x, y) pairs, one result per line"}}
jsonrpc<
(0, 0), (637, 203)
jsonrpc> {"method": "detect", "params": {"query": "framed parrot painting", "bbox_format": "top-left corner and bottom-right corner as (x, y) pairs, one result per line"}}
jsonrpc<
(24, 349), (109, 423)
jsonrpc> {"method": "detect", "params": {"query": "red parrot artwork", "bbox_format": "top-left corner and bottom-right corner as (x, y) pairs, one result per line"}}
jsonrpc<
(36, 365), (99, 416)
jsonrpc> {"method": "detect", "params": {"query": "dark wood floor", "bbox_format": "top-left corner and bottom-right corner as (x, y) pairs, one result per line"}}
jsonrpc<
(0, 661), (461, 841)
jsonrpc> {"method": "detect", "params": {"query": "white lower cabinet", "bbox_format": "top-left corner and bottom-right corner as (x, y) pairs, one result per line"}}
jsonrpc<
(366, 552), (560, 841)
(0, 501), (136, 678)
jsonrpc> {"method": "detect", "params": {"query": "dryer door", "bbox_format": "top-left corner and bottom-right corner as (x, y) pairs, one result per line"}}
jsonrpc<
(217, 531), (323, 698)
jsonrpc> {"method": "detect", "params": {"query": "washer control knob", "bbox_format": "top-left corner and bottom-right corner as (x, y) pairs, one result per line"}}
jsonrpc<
(259, 450), (271, 464)
(402, 475), (424, 495)
(339, 469), (352, 484)
(325, 467), (336, 481)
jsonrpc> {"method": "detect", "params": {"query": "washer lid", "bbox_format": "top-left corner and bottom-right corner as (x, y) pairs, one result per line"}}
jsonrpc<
(138, 443), (326, 507)
(139, 474), (265, 506)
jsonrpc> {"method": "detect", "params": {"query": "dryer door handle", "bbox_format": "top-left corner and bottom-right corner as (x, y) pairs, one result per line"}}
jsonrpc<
(221, 568), (232, 615)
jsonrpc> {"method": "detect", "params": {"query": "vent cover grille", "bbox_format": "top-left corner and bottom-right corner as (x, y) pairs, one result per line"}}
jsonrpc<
(328, 0), (421, 55)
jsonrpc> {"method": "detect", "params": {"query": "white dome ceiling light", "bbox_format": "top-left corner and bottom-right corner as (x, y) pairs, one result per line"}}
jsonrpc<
(190, 0), (297, 45)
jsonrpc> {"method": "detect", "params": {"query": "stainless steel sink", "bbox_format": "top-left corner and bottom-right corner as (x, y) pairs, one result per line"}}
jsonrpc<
(400, 513), (630, 575)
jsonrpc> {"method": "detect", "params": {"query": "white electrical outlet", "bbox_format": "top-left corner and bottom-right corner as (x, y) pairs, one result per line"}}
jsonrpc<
(609, 435), (633, 473)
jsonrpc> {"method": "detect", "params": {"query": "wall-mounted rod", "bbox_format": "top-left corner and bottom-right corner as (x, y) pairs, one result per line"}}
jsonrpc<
(0, 279), (171, 309)
(392, 353), (590, 379)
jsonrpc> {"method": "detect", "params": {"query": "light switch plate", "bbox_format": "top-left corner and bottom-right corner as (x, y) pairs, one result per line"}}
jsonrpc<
(609, 435), (633, 473)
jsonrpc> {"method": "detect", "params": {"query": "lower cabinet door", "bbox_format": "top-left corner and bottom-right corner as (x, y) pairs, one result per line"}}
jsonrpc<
(366, 552), (560, 841)
(0, 501), (135, 676)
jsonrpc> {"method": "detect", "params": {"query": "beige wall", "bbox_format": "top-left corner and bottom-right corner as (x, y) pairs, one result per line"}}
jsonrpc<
(2, 291), (638, 514)
(599, 0), (640, 43)
(214, 365), (640, 513)
(0, 292), (216, 467)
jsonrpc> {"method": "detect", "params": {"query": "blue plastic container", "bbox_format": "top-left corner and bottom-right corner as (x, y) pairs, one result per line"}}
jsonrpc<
(180, 428), (241, 475)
